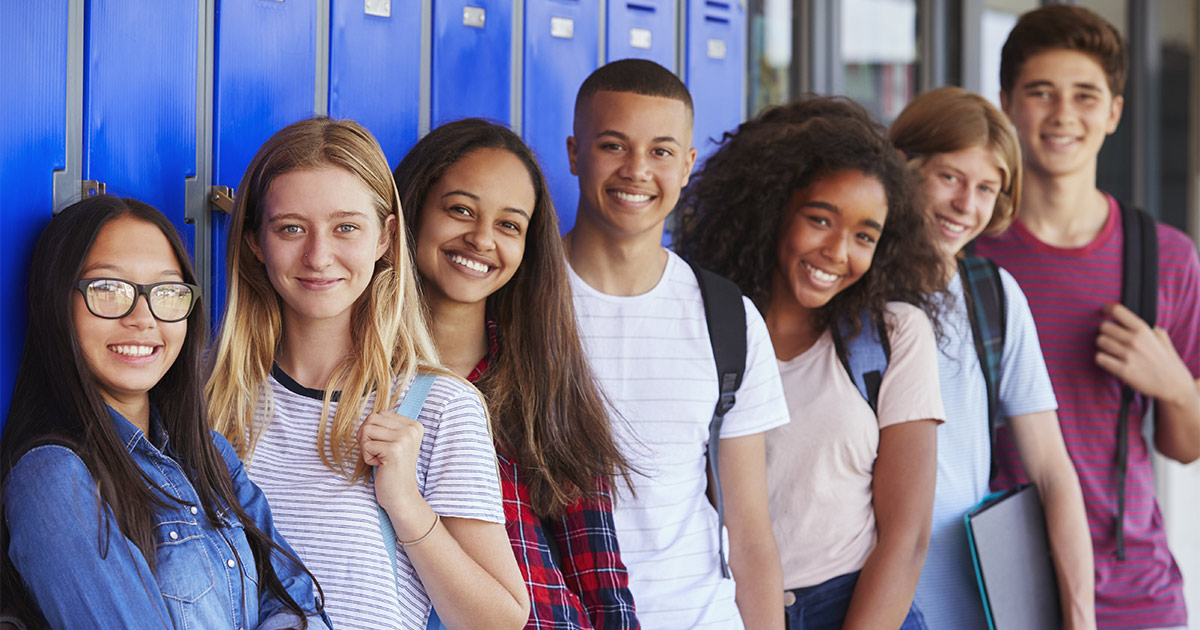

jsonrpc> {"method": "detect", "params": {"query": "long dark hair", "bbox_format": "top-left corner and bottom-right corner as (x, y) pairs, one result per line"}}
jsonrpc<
(675, 96), (944, 336)
(0, 196), (319, 625)
(395, 118), (632, 517)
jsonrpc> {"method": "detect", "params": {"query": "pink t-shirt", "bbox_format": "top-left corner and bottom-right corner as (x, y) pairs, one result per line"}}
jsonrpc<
(767, 302), (945, 589)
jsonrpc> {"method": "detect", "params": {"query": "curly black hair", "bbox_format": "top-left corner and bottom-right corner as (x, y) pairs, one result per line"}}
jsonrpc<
(674, 95), (945, 338)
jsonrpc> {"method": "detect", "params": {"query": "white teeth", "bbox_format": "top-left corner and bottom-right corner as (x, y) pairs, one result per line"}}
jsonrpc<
(613, 191), (652, 203)
(1045, 135), (1074, 146)
(804, 263), (838, 283)
(449, 254), (489, 273)
(110, 345), (155, 357)
(939, 218), (967, 234)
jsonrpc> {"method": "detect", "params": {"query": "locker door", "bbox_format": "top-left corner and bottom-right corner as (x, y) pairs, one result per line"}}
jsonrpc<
(211, 0), (317, 322)
(0, 1), (69, 425)
(432, 0), (513, 127)
(329, 0), (421, 165)
(605, 0), (675, 70)
(686, 0), (745, 159)
(83, 0), (198, 245)
(523, 0), (599, 233)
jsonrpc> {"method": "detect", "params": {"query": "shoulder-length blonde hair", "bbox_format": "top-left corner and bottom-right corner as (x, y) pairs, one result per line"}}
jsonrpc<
(207, 117), (440, 480)
(889, 86), (1022, 236)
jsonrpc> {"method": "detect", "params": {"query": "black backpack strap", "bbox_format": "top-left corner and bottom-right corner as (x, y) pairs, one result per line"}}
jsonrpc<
(958, 255), (1007, 483)
(688, 260), (747, 579)
(1115, 200), (1158, 561)
(831, 309), (891, 415)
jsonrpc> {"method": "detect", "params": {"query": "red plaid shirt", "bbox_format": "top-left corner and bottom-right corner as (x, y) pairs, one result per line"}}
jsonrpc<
(469, 320), (639, 630)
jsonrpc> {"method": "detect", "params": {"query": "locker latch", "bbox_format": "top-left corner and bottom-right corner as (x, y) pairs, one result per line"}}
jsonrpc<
(210, 186), (235, 215)
(82, 180), (107, 197)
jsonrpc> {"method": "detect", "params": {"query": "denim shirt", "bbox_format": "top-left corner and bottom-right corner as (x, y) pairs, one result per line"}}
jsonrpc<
(3, 406), (332, 630)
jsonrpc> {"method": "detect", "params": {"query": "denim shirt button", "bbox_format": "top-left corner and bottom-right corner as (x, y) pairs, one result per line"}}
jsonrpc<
(190, 506), (199, 515)
(226, 559), (236, 569)
(168, 531), (179, 540)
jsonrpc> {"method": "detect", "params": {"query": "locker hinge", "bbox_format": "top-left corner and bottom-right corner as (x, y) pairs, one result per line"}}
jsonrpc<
(210, 186), (235, 214)
(81, 180), (107, 197)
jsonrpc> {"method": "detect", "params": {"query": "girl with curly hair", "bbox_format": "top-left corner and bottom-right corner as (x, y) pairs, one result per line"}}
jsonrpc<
(674, 96), (945, 630)
(392, 118), (638, 630)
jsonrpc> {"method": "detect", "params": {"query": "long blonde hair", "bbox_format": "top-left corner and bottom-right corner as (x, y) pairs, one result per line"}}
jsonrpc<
(889, 86), (1022, 236)
(207, 117), (441, 480)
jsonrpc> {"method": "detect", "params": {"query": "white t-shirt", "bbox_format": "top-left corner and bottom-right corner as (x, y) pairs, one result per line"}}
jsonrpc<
(767, 302), (945, 589)
(568, 250), (791, 630)
(914, 268), (1057, 629)
(245, 369), (503, 630)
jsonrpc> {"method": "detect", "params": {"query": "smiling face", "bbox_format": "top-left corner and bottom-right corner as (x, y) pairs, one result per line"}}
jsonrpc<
(414, 148), (536, 308)
(73, 216), (187, 415)
(772, 170), (888, 313)
(919, 145), (1004, 259)
(1002, 49), (1123, 181)
(250, 167), (394, 330)
(567, 90), (697, 240)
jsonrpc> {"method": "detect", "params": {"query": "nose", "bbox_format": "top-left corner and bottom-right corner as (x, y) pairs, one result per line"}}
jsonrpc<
(617, 151), (651, 181)
(463, 221), (496, 251)
(123, 294), (157, 329)
(821, 229), (849, 264)
(951, 184), (972, 213)
(304, 234), (333, 269)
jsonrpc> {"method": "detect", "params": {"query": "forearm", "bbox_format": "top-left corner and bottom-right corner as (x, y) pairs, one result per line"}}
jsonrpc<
(1153, 378), (1200, 463)
(841, 532), (927, 630)
(1037, 470), (1096, 630)
(390, 504), (529, 630)
(729, 537), (785, 630)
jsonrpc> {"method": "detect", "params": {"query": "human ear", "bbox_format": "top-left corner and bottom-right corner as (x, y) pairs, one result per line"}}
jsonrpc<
(567, 136), (579, 176)
(377, 213), (397, 261)
(1105, 94), (1124, 135)
(245, 230), (265, 264)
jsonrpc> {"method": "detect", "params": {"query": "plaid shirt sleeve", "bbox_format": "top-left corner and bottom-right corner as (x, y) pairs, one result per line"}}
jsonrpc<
(544, 478), (640, 630)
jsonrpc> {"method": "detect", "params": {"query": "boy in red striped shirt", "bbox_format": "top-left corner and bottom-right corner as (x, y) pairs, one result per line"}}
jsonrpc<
(974, 6), (1200, 629)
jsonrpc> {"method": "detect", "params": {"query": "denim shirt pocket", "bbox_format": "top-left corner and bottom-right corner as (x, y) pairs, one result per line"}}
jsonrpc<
(154, 517), (216, 603)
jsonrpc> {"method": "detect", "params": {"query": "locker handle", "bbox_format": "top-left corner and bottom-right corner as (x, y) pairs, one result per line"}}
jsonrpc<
(82, 180), (107, 198)
(705, 15), (731, 24)
(626, 2), (656, 12)
(211, 186), (235, 215)
(705, 0), (732, 9)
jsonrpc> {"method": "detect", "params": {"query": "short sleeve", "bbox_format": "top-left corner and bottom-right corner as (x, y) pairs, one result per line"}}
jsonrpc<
(876, 303), (946, 428)
(717, 296), (791, 439)
(418, 375), (504, 523)
(1158, 225), (1200, 378)
(996, 268), (1058, 418)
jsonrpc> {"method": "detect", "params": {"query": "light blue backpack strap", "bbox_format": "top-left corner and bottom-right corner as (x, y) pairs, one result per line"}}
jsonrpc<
(373, 373), (438, 611)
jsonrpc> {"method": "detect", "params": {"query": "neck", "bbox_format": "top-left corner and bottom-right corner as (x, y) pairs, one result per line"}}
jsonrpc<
(106, 395), (151, 434)
(763, 277), (822, 360)
(276, 312), (355, 390)
(425, 294), (488, 379)
(1017, 167), (1109, 248)
(563, 213), (669, 296)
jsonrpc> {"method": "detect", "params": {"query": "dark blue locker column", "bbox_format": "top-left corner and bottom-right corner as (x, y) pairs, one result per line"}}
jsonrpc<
(432, 0), (513, 128)
(523, 0), (599, 233)
(329, 0), (421, 165)
(0, 2), (69, 425)
(605, 0), (675, 70)
(685, 0), (744, 159)
(84, 0), (198, 246)
(211, 0), (317, 323)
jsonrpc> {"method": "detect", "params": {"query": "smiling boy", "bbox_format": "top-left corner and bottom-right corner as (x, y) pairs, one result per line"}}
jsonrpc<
(562, 59), (789, 629)
(974, 6), (1200, 629)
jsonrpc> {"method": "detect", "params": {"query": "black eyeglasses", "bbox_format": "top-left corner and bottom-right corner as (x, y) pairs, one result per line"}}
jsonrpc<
(74, 278), (200, 323)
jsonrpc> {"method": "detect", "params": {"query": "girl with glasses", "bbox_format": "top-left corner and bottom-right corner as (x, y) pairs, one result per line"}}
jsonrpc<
(0, 195), (329, 629)
(206, 117), (529, 630)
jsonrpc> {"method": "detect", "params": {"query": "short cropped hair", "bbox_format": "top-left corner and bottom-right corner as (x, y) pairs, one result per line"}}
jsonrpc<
(574, 58), (694, 120)
(890, 87), (1022, 236)
(1000, 4), (1127, 96)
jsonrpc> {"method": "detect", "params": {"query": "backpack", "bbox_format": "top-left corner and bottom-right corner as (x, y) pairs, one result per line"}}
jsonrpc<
(688, 260), (747, 580)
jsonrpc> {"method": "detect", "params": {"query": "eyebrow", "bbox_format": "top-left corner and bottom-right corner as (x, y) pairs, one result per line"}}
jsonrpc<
(1020, 79), (1104, 93)
(802, 200), (884, 231)
(266, 210), (370, 223)
(81, 263), (183, 279)
(595, 129), (681, 146)
(443, 190), (531, 220)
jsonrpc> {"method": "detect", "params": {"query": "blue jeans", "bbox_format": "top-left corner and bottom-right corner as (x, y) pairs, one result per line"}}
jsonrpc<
(784, 571), (927, 630)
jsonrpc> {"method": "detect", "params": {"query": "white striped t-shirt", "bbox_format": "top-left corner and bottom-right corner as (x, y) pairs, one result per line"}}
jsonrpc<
(568, 250), (791, 630)
(244, 368), (503, 630)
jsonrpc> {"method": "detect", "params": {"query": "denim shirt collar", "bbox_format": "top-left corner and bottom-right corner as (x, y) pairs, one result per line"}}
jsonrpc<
(107, 404), (170, 455)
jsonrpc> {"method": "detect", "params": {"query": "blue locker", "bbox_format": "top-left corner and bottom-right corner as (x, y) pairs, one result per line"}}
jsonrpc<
(211, 0), (317, 324)
(0, 2), (69, 426)
(523, 0), (599, 233)
(330, 0), (421, 165)
(685, 0), (744, 159)
(84, 0), (198, 246)
(605, 0), (675, 70)
(432, 0), (513, 128)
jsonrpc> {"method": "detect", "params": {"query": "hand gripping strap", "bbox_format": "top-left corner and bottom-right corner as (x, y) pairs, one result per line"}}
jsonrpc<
(688, 261), (747, 579)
